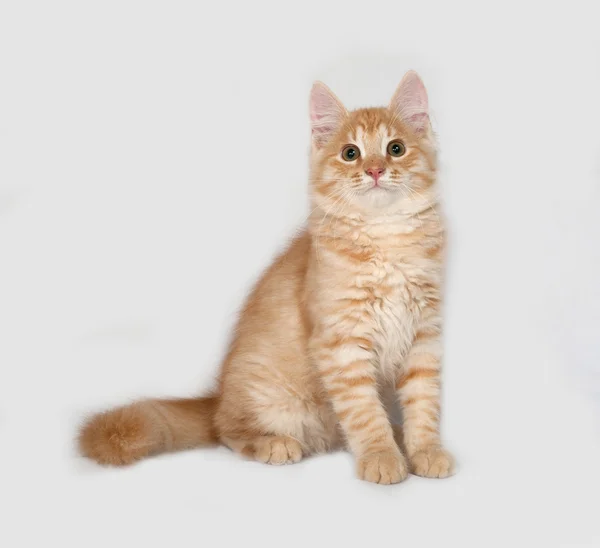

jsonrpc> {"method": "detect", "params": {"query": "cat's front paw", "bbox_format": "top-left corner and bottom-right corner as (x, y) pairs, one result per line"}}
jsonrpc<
(357, 449), (408, 485)
(409, 446), (455, 478)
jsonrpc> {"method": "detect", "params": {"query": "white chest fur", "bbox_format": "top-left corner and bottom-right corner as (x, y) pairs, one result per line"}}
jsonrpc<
(367, 260), (424, 376)
(314, 214), (442, 377)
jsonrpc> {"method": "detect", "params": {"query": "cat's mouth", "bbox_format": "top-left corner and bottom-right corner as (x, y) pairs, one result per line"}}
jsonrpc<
(366, 181), (396, 192)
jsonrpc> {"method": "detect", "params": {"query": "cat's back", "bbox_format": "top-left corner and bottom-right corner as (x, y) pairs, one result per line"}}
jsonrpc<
(240, 229), (311, 321)
(225, 230), (313, 358)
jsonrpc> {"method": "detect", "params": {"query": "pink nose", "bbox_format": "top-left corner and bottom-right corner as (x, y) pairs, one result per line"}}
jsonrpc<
(366, 167), (385, 183)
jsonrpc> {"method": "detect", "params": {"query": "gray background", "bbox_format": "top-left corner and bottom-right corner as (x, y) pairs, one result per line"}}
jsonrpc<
(1, 1), (599, 546)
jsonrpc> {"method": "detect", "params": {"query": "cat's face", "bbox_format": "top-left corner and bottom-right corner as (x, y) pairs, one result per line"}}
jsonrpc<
(309, 72), (436, 214)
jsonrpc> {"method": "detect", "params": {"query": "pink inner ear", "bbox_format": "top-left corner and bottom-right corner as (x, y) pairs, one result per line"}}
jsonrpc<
(310, 86), (336, 122)
(391, 71), (430, 132)
(310, 83), (345, 146)
(405, 111), (429, 130)
(312, 123), (336, 140)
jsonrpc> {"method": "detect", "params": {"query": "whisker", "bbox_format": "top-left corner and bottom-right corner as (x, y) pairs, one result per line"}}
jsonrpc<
(403, 185), (440, 221)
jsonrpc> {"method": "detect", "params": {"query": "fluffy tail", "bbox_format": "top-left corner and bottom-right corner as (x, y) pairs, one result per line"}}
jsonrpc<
(78, 396), (219, 466)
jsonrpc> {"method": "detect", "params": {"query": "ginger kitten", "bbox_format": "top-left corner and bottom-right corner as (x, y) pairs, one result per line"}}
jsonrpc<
(78, 71), (454, 484)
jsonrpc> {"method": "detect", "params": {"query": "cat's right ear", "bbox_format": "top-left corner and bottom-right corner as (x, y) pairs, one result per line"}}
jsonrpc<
(309, 82), (347, 148)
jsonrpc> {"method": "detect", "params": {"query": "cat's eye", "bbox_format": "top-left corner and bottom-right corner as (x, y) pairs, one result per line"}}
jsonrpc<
(387, 140), (406, 157)
(341, 145), (360, 162)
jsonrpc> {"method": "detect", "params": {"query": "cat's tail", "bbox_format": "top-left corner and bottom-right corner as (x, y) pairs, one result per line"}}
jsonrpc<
(77, 395), (219, 465)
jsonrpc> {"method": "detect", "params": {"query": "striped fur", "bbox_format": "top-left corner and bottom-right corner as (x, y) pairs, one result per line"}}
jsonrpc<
(78, 71), (454, 484)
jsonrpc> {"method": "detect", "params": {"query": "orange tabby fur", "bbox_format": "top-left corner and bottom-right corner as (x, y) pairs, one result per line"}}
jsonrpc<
(78, 71), (455, 484)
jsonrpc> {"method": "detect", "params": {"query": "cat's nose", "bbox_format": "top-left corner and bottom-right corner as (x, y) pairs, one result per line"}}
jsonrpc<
(366, 167), (386, 183)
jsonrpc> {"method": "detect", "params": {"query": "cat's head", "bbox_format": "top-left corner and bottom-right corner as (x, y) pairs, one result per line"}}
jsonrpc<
(309, 71), (436, 214)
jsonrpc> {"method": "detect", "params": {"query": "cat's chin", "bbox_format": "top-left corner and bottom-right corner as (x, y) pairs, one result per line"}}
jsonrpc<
(357, 186), (402, 210)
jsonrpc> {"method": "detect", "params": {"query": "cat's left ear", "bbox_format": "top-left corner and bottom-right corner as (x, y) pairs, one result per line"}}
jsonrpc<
(389, 71), (430, 133)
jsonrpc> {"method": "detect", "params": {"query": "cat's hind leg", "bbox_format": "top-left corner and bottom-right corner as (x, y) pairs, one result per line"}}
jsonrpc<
(221, 435), (303, 465)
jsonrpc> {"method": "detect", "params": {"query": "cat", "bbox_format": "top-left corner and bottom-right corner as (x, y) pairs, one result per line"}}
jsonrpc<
(78, 71), (455, 484)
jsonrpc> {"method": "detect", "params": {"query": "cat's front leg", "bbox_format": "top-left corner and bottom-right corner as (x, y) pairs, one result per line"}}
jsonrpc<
(396, 307), (455, 478)
(311, 329), (408, 485)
